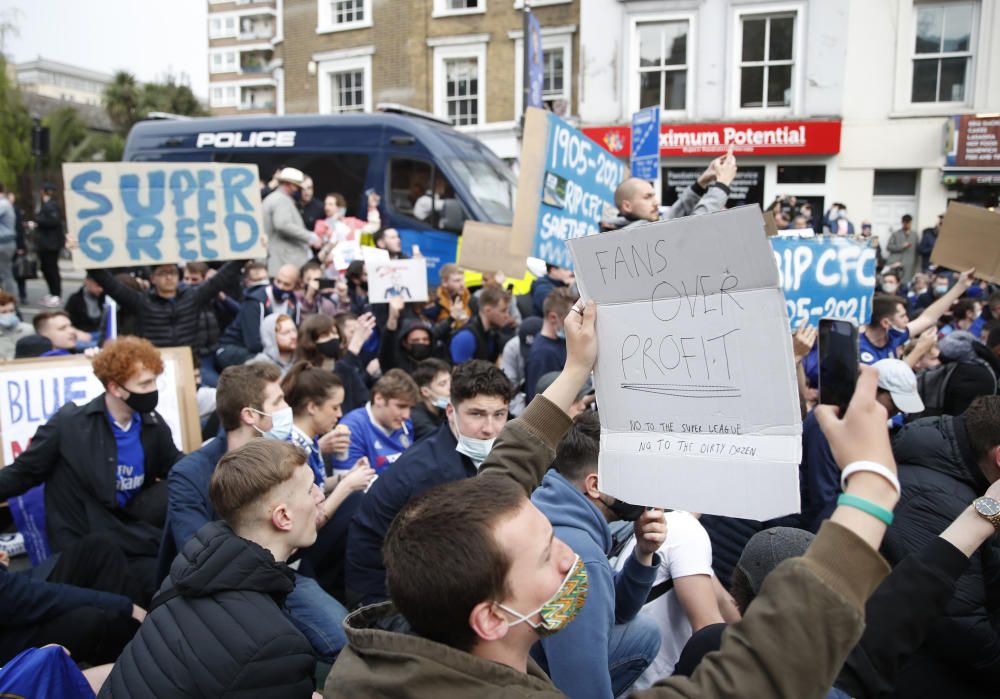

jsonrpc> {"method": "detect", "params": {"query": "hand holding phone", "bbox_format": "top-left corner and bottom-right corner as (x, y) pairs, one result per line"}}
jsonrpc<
(819, 318), (859, 414)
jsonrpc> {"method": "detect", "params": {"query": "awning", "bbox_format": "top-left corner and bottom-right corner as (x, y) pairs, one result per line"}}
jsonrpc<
(942, 169), (1000, 187)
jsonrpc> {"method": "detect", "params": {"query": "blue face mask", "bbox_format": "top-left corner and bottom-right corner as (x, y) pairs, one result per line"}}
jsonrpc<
(272, 284), (292, 302)
(250, 406), (294, 441)
(432, 395), (450, 410)
(556, 328), (566, 340)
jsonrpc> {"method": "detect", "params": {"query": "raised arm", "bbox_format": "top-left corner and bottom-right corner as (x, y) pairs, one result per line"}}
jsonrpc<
(87, 268), (145, 314)
(908, 268), (974, 336)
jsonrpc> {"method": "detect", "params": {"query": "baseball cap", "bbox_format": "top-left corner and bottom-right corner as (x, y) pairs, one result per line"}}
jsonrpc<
(873, 358), (925, 414)
(736, 527), (815, 596)
(276, 167), (305, 187)
(535, 371), (593, 402)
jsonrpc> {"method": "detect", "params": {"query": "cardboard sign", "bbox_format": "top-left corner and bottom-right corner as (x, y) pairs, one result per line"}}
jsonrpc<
(368, 258), (429, 303)
(63, 162), (266, 269)
(510, 108), (625, 269)
(458, 222), (530, 279)
(0, 347), (201, 464)
(932, 202), (1000, 283)
(360, 245), (390, 268)
(770, 236), (877, 329)
(566, 206), (802, 520)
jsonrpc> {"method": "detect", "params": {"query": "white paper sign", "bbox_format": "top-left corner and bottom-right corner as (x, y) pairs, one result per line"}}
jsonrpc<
(368, 258), (429, 303)
(1, 355), (186, 464)
(360, 246), (390, 268)
(332, 239), (363, 271)
(566, 206), (802, 520)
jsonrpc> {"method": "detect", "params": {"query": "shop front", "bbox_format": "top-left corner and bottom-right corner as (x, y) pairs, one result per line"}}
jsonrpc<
(582, 119), (843, 228)
(943, 114), (1000, 209)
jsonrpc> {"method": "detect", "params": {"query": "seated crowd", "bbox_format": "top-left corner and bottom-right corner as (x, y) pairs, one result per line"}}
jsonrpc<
(0, 167), (998, 699)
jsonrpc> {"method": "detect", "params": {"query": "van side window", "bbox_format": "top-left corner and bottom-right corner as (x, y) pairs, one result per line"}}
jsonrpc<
(214, 152), (369, 218)
(389, 158), (461, 231)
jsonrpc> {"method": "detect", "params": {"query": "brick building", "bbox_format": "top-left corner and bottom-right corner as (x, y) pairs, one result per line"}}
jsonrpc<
(277, 0), (579, 159)
(207, 0), (282, 115)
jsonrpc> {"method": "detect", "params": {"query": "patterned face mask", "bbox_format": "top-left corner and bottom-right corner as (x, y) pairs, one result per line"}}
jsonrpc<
(498, 555), (589, 637)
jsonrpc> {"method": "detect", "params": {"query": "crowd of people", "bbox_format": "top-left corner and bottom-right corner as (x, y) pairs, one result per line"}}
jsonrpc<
(0, 162), (998, 699)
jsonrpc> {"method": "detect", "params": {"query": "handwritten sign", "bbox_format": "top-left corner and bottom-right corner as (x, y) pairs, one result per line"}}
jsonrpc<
(368, 258), (429, 303)
(1, 348), (201, 464)
(770, 236), (877, 329)
(63, 162), (267, 269)
(567, 206), (802, 520)
(510, 108), (625, 269)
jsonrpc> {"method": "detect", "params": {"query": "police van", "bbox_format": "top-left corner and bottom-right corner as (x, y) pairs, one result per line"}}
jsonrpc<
(123, 105), (520, 285)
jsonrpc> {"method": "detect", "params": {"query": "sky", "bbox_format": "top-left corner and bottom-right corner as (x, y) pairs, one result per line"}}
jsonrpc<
(1, 0), (209, 98)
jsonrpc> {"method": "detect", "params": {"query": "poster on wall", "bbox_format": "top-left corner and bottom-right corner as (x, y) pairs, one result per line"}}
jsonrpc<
(566, 206), (802, 520)
(63, 163), (266, 269)
(510, 107), (626, 269)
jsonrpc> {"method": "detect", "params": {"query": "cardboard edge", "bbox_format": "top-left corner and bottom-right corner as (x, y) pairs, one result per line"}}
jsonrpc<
(508, 108), (549, 258)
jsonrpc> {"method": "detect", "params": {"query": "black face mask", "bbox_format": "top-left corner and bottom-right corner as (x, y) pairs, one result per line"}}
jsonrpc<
(317, 338), (341, 359)
(124, 388), (159, 414)
(607, 498), (646, 522)
(408, 343), (432, 360)
(360, 281), (369, 292)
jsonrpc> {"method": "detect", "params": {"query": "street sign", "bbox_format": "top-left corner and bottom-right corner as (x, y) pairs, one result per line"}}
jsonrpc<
(630, 106), (660, 181)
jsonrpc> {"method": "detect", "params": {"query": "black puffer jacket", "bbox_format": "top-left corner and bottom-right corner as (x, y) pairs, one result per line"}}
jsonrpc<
(89, 260), (242, 349)
(881, 415), (1000, 693)
(100, 521), (316, 698)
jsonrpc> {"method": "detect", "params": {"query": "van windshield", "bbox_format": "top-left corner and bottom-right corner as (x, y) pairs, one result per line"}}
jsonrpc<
(447, 157), (517, 225)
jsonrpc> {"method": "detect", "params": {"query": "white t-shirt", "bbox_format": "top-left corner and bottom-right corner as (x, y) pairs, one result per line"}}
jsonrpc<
(614, 511), (715, 689)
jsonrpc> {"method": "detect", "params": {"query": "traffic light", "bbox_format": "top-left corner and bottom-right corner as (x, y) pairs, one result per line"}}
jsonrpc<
(31, 124), (50, 156)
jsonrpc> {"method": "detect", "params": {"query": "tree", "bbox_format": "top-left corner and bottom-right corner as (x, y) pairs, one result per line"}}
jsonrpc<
(103, 70), (143, 137)
(141, 73), (207, 117)
(0, 55), (34, 189)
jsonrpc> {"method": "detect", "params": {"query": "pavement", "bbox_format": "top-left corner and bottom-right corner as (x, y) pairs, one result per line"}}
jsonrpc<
(17, 259), (87, 322)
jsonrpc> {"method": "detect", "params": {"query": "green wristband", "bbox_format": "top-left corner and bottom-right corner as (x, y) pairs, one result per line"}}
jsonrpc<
(837, 493), (894, 526)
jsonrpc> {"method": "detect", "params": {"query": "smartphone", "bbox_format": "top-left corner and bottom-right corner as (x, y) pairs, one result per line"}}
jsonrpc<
(818, 318), (859, 413)
(318, 278), (338, 290)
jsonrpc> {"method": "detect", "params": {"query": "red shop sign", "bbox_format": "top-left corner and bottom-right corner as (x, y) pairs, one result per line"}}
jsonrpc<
(582, 120), (842, 158)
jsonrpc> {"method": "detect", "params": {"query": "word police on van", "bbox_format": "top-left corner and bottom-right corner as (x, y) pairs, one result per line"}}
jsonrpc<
(196, 131), (297, 149)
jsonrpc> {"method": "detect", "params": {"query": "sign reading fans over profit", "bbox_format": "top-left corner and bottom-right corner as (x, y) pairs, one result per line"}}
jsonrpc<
(566, 206), (802, 520)
(770, 236), (878, 329)
(63, 162), (267, 269)
(510, 107), (626, 269)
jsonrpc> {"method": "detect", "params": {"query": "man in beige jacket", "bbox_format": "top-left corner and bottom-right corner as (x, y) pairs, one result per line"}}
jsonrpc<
(264, 167), (313, 277)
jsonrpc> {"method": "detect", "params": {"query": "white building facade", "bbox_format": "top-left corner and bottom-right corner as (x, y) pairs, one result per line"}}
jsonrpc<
(577, 0), (1000, 240)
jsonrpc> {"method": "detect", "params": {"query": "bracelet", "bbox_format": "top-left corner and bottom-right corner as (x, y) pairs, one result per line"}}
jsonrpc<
(841, 461), (901, 497)
(837, 493), (894, 526)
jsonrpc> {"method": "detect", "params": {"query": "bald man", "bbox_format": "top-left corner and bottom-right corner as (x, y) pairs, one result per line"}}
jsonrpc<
(608, 153), (737, 229)
(216, 263), (302, 369)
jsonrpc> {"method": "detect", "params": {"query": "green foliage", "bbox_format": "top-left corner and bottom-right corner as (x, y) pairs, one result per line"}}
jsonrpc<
(104, 71), (207, 138)
(0, 55), (35, 189)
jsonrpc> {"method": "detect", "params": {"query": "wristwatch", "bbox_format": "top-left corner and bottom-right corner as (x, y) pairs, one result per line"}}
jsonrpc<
(972, 497), (1000, 530)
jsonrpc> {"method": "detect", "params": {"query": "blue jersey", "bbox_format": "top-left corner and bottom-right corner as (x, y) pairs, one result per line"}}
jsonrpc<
(859, 326), (910, 364)
(108, 411), (145, 508)
(289, 425), (325, 487)
(332, 404), (412, 474)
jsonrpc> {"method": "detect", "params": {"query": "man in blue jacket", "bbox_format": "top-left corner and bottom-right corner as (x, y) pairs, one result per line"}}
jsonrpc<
(345, 360), (512, 607)
(530, 411), (666, 698)
(215, 263), (300, 369)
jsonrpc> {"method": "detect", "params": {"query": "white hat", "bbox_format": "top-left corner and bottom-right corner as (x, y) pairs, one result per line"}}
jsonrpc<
(873, 358), (925, 414)
(276, 167), (305, 187)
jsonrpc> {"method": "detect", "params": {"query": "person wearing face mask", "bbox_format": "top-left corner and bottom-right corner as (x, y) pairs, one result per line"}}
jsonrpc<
(913, 272), (954, 313)
(216, 263), (301, 370)
(0, 337), (182, 604)
(293, 313), (373, 414)
(0, 291), (32, 360)
(525, 288), (577, 402)
(528, 411), (667, 698)
(409, 358), (453, 441)
(263, 167), (314, 277)
(345, 360), (512, 608)
(879, 270), (902, 297)
(380, 296), (440, 374)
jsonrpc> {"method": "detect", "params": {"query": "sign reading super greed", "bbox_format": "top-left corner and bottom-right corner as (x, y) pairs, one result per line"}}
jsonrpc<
(583, 120), (842, 158)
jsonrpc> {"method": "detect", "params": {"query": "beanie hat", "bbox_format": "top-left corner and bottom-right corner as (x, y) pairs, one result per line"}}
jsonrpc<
(735, 527), (815, 595)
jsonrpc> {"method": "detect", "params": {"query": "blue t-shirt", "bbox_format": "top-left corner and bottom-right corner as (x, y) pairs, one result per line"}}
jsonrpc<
(108, 411), (145, 508)
(332, 404), (412, 475)
(859, 326), (910, 364)
(524, 335), (567, 401)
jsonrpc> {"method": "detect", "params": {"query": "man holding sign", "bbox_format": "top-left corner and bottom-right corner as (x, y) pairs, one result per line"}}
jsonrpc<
(0, 337), (183, 603)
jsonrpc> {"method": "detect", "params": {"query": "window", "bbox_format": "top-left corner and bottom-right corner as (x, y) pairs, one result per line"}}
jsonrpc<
(209, 14), (237, 38)
(874, 170), (919, 196)
(433, 0), (484, 16)
(388, 159), (462, 230)
(542, 48), (564, 99)
(739, 13), (795, 109)
(513, 29), (572, 117)
(636, 21), (688, 111)
(331, 70), (364, 113)
(210, 50), (237, 74)
(210, 85), (238, 108)
(317, 49), (373, 114)
(911, 3), (974, 103)
(317, 0), (372, 32)
(445, 58), (480, 126)
(776, 165), (826, 184)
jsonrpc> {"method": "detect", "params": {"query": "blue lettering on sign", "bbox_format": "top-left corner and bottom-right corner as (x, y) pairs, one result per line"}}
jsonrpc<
(532, 112), (625, 270)
(68, 164), (261, 265)
(5, 375), (91, 425)
(770, 236), (877, 328)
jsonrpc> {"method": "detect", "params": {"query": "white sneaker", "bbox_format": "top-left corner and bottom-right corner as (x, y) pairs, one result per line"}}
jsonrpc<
(42, 295), (62, 308)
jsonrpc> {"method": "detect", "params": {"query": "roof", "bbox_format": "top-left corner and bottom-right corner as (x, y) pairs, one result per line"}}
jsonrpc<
(15, 57), (113, 84)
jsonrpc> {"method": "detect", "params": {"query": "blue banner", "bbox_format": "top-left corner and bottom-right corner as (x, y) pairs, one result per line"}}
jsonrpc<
(528, 111), (626, 269)
(630, 106), (660, 181)
(396, 228), (460, 287)
(526, 12), (544, 109)
(770, 236), (877, 328)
